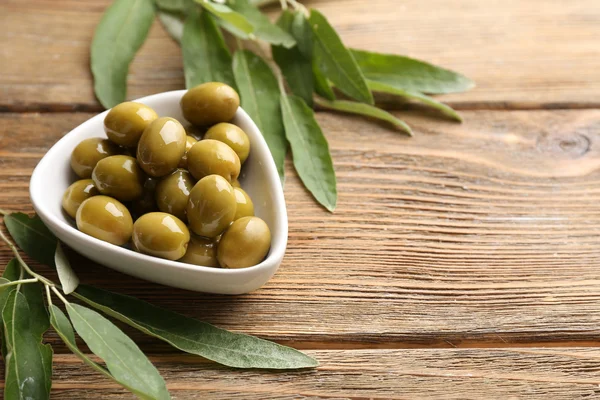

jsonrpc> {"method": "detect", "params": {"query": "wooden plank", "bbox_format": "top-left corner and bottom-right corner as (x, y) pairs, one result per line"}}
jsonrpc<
(2, 0), (600, 109)
(4, 349), (600, 399)
(2, 109), (600, 348)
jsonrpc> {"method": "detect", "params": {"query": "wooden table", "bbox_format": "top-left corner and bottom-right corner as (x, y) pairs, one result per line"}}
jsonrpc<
(2, 0), (600, 398)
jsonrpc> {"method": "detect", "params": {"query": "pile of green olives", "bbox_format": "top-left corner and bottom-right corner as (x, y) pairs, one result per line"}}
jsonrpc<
(62, 82), (271, 269)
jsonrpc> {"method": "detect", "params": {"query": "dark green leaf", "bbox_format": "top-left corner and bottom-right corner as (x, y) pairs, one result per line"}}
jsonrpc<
(91, 0), (156, 108)
(228, 0), (295, 48)
(232, 50), (287, 181)
(273, 10), (314, 106)
(49, 305), (140, 393)
(351, 48), (475, 95)
(196, 0), (254, 39)
(158, 11), (184, 43)
(55, 242), (80, 295)
(366, 80), (462, 122)
(183, 8), (236, 89)
(315, 97), (412, 136)
(74, 285), (319, 369)
(291, 11), (313, 58)
(308, 9), (373, 105)
(66, 303), (171, 400)
(280, 94), (337, 211)
(4, 213), (57, 267)
(155, 0), (191, 13)
(0, 259), (49, 339)
(0, 259), (21, 359)
(3, 291), (53, 400)
(313, 64), (335, 101)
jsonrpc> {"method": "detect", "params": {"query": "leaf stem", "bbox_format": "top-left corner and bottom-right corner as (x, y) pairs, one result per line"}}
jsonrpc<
(279, 0), (287, 10)
(0, 278), (38, 289)
(0, 225), (55, 287)
(0, 208), (9, 216)
(51, 286), (70, 305)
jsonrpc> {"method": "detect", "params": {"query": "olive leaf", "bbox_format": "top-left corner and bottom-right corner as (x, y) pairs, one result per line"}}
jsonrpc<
(183, 8), (236, 89)
(73, 285), (318, 369)
(315, 97), (412, 135)
(281, 94), (337, 211)
(367, 80), (462, 122)
(55, 242), (80, 295)
(313, 64), (336, 101)
(154, 0), (191, 13)
(233, 50), (288, 181)
(196, 0), (254, 39)
(273, 10), (314, 106)
(91, 0), (156, 108)
(4, 213), (57, 267)
(351, 48), (475, 95)
(3, 291), (53, 400)
(228, 0), (296, 48)
(309, 9), (373, 105)
(0, 259), (22, 359)
(66, 303), (171, 400)
(49, 305), (145, 395)
(158, 11), (184, 43)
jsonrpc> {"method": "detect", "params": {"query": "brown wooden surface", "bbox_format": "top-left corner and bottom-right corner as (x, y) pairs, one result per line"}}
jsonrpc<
(2, 0), (600, 398)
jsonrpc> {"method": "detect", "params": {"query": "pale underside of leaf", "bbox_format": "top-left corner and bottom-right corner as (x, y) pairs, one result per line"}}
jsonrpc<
(158, 11), (184, 43)
(315, 97), (413, 136)
(55, 242), (80, 295)
(67, 303), (171, 400)
(196, 0), (254, 39)
(366, 80), (462, 122)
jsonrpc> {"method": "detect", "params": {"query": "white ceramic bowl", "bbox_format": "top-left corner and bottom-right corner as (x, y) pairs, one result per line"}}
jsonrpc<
(30, 90), (287, 294)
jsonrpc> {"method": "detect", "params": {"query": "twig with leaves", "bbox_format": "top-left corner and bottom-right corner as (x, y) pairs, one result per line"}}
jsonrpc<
(0, 212), (318, 399)
(91, 0), (474, 211)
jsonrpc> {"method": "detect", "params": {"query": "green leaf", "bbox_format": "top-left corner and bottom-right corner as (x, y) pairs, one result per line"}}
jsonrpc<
(232, 50), (287, 181)
(91, 0), (156, 108)
(155, 0), (191, 13)
(55, 242), (80, 295)
(4, 213), (57, 267)
(366, 80), (462, 122)
(273, 10), (314, 106)
(280, 94), (337, 211)
(74, 285), (319, 369)
(66, 303), (171, 400)
(315, 97), (412, 136)
(228, 0), (295, 48)
(158, 11), (184, 43)
(183, 8), (236, 89)
(196, 0), (254, 39)
(313, 64), (335, 101)
(0, 259), (21, 359)
(351, 48), (475, 95)
(3, 291), (53, 400)
(49, 305), (142, 393)
(308, 9), (373, 105)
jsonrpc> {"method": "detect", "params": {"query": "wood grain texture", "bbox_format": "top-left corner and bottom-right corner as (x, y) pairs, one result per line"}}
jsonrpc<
(3, 109), (600, 350)
(1, 0), (600, 109)
(4, 349), (600, 399)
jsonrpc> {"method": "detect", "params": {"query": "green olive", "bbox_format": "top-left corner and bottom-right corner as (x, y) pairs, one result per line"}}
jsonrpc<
(76, 195), (133, 245)
(155, 169), (194, 222)
(62, 179), (99, 219)
(137, 117), (187, 177)
(178, 135), (198, 169)
(186, 175), (237, 238)
(104, 102), (158, 147)
(70, 138), (120, 178)
(130, 177), (159, 219)
(92, 155), (145, 201)
(233, 187), (254, 220)
(231, 179), (241, 188)
(132, 212), (190, 260)
(217, 216), (271, 269)
(179, 235), (219, 267)
(180, 82), (240, 126)
(204, 123), (250, 164)
(186, 139), (240, 182)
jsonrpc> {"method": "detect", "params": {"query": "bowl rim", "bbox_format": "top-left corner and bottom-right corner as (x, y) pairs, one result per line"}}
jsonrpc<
(30, 90), (288, 277)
